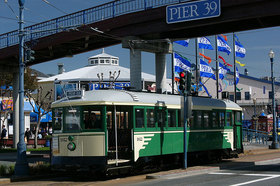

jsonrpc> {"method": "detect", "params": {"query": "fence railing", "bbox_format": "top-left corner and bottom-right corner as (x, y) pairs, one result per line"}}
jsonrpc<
(243, 128), (271, 145)
(0, 0), (190, 49)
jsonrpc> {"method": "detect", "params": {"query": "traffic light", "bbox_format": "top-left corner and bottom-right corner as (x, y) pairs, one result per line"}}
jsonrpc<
(25, 49), (35, 62)
(179, 71), (186, 92)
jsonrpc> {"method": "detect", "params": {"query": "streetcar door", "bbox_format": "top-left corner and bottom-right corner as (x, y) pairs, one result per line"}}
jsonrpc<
(106, 105), (132, 165)
(234, 111), (243, 152)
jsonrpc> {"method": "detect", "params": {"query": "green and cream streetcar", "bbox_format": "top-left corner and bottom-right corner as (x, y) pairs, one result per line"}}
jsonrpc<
(51, 89), (243, 172)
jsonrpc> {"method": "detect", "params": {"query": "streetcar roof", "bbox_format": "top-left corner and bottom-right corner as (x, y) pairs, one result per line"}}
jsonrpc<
(51, 89), (242, 111)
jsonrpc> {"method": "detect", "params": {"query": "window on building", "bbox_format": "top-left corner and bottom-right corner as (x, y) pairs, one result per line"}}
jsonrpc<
(106, 59), (110, 64)
(100, 59), (104, 64)
(269, 91), (273, 99)
(236, 92), (241, 100)
(245, 92), (251, 100)
(229, 95), (234, 102)
(95, 60), (98, 64)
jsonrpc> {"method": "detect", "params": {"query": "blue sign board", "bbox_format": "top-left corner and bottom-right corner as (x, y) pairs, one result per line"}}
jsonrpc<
(166, 0), (221, 24)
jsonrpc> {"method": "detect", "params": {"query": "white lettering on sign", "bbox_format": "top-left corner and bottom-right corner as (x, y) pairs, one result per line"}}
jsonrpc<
(166, 0), (220, 24)
(169, 5), (199, 20)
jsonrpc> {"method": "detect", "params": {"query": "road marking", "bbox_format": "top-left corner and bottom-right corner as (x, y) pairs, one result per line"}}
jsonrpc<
(230, 175), (280, 186)
(209, 172), (236, 175)
(209, 172), (280, 186)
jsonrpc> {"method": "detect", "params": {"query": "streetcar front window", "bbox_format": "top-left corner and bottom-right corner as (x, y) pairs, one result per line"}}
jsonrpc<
(53, 108), (63, 131)
(65, 107), (81, 131)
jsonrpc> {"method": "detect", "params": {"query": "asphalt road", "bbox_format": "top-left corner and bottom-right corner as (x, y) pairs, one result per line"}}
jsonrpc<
(132, 164), (280, 186)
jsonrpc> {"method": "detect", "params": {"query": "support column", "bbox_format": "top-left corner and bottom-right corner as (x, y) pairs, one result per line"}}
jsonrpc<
(155, 53), (167, 93)
(13, 72), (19, 148)
(130, 49), (142, 91)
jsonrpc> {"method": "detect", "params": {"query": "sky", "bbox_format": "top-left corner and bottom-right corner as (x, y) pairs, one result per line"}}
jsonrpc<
(1, 0), (280, 80)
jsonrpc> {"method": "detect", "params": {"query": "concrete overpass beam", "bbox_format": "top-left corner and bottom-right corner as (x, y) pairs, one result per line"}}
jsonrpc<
(130, 49), (142, 91)
(155, 53), (167, 93)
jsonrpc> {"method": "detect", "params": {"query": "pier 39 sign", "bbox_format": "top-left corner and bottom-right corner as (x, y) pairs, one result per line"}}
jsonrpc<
(166, 0), (220, 24)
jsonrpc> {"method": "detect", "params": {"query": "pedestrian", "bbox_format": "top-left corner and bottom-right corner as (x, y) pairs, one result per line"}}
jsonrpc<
(24, 128), (32, 143)
(48, 126), (53, 135)
(1, 125), (7, 148)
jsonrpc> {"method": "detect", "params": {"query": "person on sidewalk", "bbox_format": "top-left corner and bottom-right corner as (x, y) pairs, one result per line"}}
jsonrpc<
(1, 125), (7, 148)
(24, 128), (32, 143)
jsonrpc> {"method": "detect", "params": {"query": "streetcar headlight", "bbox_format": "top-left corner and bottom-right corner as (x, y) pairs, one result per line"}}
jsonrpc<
(67, 142), (76, 151)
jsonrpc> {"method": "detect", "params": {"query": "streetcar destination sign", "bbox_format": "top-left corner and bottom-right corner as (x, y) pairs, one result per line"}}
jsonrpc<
(166, 0), (220, 24)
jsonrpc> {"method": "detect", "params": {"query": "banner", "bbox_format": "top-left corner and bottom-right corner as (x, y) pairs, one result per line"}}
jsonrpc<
(174, 52), (191, 81)
(200, 59), (216, 80)
(198, 37), (213, 50)
(174, 39), (189, 47)
(217, 35), (231, 55)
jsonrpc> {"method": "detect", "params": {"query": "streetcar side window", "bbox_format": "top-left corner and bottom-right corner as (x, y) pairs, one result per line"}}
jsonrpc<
(53, 108), (63, 131)
(212, 112), (218, 128)
(147, 108), (155, 128)
(168, 109), (176, 127)
(219, 112), (225, 127)
(157, 109), (166, 128)
(204, 112), (209, 128)
(226, 112), (232, 126)
(65, 107), (81, 131)
(83, 108), (102, 129)
(196, 111), (202, 128)
(135, 109), (144, 128)
(235, 111), (242, 123)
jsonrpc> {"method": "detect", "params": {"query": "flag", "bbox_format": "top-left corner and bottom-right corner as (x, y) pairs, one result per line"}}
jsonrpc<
(198, 37), (213, 50)
(219, 55), (232, 67)
(199, 81), (212, 97)
(220, 34), (228, 41)
(217, 35), (231, 55)
(174, 39), (189, 47)
(174, 52), (191, 81)
(236, 67), (239, 85)
(219, 62), (230, 80)
(235, 40), (246, 58)
(199, 53), (212, 63)
(200, 59), (216, 80)
(235, 60), (245, 67)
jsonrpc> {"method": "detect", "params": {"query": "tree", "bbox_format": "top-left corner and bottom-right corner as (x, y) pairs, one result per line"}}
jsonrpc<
(25, 86), (53, 148)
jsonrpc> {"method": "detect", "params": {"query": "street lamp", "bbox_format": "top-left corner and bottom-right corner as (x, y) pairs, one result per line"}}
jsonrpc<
(269, 49), (279, 149)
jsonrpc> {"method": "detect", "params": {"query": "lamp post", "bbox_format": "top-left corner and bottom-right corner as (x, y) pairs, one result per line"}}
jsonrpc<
(14, 0), (29, 176)
(269, 49), (279, 149)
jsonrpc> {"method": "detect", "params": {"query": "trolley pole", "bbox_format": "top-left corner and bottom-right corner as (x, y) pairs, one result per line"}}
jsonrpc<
(14, 0), (29, 176)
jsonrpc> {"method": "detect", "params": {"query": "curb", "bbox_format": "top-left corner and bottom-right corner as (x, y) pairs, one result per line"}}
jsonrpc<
(0, 178), (10, 185)
(146, 167), (220, 179)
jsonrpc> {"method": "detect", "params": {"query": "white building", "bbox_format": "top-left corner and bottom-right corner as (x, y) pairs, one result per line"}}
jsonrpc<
(39, 50), (173, 100)
(197, 71), (280, 121)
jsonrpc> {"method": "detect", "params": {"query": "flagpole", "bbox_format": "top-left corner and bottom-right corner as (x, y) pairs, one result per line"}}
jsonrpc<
(171, 47), (175, 95)
(195, 38), (199, 94)
(233, 33), (237, 103)
(215, 35), (219, 99)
